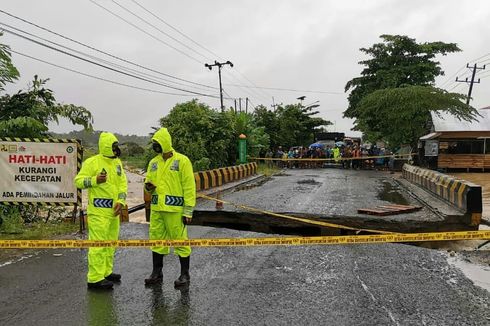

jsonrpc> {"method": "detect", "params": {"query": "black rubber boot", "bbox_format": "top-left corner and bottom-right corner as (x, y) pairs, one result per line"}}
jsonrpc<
(105, 273), (121, 283)
(87, 279), (114, 290)
(174, 256), (190, 288)
(145, 251), (164, 285)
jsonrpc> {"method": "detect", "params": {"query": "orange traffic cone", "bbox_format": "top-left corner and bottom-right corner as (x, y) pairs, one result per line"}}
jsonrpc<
(216, 190), (224, 210)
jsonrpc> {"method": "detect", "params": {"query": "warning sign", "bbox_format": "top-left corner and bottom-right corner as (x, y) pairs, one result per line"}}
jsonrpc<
(0, 139), (80, 204)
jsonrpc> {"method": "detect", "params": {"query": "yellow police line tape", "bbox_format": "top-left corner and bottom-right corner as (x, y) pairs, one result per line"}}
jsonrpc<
(197, 193), (396, 235)
(250, 154), (415, 162)
(1, 231), (489, 249)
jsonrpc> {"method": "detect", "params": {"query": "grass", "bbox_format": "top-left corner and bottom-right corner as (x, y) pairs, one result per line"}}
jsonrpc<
(257, 162), (281, 176)
(0, 219), (79, 240)
(123, 155), (147, 170)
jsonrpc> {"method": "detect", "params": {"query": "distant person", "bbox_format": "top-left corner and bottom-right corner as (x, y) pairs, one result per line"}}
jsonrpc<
(333, 146), (340, 164)
(265, 149), (273, 168)
(144, 128), (196, 288)
(74, 132), (127, 290)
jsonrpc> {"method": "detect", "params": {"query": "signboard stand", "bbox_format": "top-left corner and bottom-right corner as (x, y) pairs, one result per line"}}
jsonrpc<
(0, 138), (83, 227)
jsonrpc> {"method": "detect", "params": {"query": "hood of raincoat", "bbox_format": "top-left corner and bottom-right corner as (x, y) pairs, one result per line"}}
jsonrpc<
(98, 132), (119, 157)
(152, 128), (174, 153)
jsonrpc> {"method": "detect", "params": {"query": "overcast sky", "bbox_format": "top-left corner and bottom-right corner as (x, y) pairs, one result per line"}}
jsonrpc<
(1, 0), (490, 136)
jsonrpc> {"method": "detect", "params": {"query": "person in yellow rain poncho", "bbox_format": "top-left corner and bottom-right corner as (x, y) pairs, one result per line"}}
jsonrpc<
(333, 146), (341, 164)
(144, 127), (196, 288)
(74, 132), (127, 290)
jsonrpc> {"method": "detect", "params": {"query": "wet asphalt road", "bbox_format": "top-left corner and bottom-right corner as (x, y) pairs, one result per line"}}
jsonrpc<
(1, 223), (490, 326)
(197, 168), (445, 224)
(1, 168), (489, 325)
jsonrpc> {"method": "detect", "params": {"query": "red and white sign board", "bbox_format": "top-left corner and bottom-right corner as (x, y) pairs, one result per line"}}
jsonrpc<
(0, 140), (79, 204)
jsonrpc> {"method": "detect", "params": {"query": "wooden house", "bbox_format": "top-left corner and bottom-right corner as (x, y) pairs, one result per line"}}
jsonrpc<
(419, 108), (490, 171)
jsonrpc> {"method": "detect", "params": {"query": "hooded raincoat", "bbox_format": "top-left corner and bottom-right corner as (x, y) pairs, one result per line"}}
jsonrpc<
(145, 128), (196, 257)
(74, 132), (127, 283)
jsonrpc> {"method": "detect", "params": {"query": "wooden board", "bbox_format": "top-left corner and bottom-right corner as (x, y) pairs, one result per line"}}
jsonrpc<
(358, 204), (422, 216)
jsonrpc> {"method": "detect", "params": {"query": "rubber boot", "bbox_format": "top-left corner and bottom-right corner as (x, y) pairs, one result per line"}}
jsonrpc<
(87, 279), (113, 290)
(145, 251), (164, 285)
(105, 273), (121, 283)
(174, 256), (190, 288)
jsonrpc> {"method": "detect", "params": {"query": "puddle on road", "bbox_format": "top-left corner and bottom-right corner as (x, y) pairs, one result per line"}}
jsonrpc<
(273, 172), (291, 177)
(297, 179), (322, 186)
(233, 177), (271, 192)
(447, 256), (490, 292)
(377, 181), (409, 205)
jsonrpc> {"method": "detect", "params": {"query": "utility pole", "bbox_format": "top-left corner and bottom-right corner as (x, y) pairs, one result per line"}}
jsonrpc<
(234, 99), (237, 113)
(205, 60), (233, 112)
(297, 95), (306, 107)
(456, 63), (486, 105)
(246, 97), (249, 114)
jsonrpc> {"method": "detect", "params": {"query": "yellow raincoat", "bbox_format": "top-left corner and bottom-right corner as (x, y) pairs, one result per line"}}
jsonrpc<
(74, 132), (127, 283)
(145, 128), (196, 257)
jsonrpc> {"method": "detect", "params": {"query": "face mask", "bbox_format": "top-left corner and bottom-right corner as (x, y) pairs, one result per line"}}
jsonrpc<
(112, 143), (121, 158)
(152, 142), (162, 153)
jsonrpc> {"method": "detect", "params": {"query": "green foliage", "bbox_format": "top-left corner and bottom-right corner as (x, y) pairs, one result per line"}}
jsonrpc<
(53, 130), (150, 148)
(254, 104), (331, 149)
(235, 112), (270, 158)
(0, 32), (19, 91)
(159, 100), (235, 170)
(156, 99), (331, 169)
(0, 76), (93, 137)
(343, 34), (475, 148)
(356, 86), (479, 148)
(344, 34), (461, 119)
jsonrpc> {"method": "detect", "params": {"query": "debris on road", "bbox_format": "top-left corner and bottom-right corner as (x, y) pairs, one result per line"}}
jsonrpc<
(357, 204), (422, 216)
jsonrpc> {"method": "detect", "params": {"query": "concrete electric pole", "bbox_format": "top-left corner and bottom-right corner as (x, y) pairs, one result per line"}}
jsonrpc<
(456, 63), (486, 105)
(205, 60), (233, 112)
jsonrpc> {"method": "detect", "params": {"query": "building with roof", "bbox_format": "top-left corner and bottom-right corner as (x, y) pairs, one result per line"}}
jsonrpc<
(419, 108), (490, 170)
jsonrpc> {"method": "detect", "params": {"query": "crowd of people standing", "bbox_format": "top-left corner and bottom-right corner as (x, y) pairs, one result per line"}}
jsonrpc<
(264, 144), (395, 170)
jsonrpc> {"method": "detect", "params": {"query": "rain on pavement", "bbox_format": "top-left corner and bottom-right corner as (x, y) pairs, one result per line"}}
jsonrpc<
(1, 168), (490, 325)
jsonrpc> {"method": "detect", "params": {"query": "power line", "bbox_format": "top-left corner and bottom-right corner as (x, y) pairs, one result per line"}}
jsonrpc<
(10, 49), (197, 97)
(88, 0), (203, 65)
(111, 0), (208, 61)
(130, 0), (220, 60)
(126, 0), (273, 103)
(223, 84), (342, 94)
(438, 65), (467, 88)
(0, 21), (214, 93)
(0, 9), (216, 90)
(1, 26), (220, 98)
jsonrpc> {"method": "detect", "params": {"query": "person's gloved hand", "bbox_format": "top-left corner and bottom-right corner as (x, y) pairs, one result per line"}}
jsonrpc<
(182, 216), (192, 225)
(145, 182), (156, 192)
(114, 203), (123, 217)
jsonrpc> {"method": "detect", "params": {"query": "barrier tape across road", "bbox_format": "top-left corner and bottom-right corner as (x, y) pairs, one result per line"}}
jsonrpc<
(0, 231), (489, 248)
(250, 154), (415, 162)
(198, 193), (396, 235)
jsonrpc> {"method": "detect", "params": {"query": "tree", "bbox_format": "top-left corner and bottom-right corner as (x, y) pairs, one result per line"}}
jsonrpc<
(253, 104), (330, 149)
(0, 32), (19, 91)
(0, 76), (93, 137)
(343, 34), (478, 147)
(253, 105), (281, 148)
(159, 100), (236, 170)
(356, 86), (479, 148)
(344, 34), (461, 120)
(235, 112), (270, 158)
